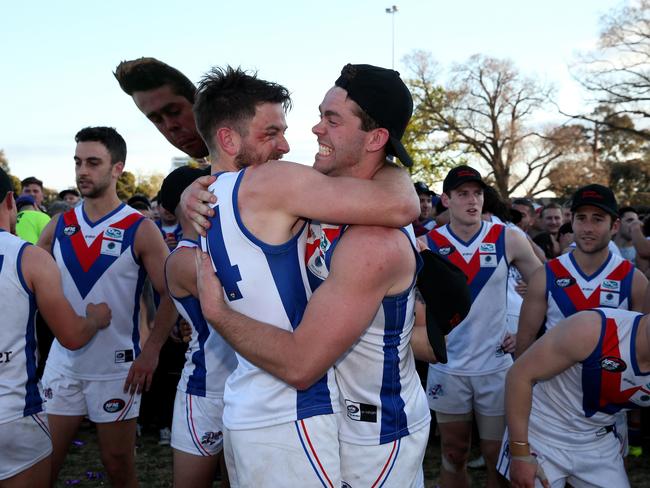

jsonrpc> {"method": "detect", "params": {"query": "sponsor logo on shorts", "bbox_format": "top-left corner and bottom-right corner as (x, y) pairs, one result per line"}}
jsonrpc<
(103, 227), (124, 241)
(201, 431), (223, 446)
(345, 399), (377, 422)
(115, 350), (134, 363)
(601, 279), (620, 292)
(495, 345), (506, 357)
(438, 246), (455, 256)
(428, 384), (444, 398)
(555, 277), (575, 288)
(0, 351), (12, 363)
(63, 224), (79, 237)
(600, 356), (627, 373)
(43, 388), (53, 399)
(103, 398), (126, 413)
(342, 483), (352, 488)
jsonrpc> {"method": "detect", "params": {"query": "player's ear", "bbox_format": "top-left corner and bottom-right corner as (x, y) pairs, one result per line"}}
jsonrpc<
(216, 127), (240, 157)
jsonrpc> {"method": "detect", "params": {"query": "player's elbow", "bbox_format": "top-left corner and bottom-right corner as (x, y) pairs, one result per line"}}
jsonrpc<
(399, 195), (420, 226)
(286, 368), (324, 391)
(57, 335), (87, 350)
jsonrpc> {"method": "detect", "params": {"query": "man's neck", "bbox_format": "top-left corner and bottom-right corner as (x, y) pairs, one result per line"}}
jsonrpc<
(571, 245), (610, 275)
(209, 152), (241, 174)
(448, 219), (482, 241)
(82, 192), (122, 222)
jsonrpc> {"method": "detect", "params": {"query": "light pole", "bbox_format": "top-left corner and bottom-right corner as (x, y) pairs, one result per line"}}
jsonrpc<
(385, 5), (398, 69)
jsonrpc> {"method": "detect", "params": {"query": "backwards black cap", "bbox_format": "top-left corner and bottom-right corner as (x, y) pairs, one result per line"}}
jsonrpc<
(160, 165), (206, 214)
(0, 168), (14, 202)
(335, 64), (414, 167)
(417, 250), (471, 364)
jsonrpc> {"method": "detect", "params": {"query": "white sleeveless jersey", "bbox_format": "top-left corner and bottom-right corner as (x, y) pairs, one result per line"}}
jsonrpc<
(0, 231), (41, 423)
(47, 204), (146, 380)
(426, 222), (513, 375)
(530, 308), (650, 448)
(167, 239), (237, 399)
(305, 223), (430, 445)
(544, 252), (635, 332)
(201, 169), (339, 430)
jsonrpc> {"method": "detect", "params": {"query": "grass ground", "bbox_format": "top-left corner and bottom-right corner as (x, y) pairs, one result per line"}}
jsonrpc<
(55, 422), (650, 487)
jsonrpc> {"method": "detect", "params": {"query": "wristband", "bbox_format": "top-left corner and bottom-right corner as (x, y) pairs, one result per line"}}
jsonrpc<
(509, 440), (531, 457)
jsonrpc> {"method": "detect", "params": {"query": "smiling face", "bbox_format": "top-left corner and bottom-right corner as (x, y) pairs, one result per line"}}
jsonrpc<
(443, 181), (484, 227)
(235, 102), (290, 167)
(311, 86), (372, 177)
(132, 84), (208, 158)
(571, 205), (616, 254)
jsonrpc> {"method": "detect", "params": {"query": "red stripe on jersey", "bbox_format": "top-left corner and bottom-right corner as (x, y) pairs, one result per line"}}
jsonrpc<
(63, 211), (142, 272)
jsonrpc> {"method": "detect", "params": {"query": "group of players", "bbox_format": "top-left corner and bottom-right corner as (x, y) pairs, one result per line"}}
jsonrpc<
(1, 54), (649, 488)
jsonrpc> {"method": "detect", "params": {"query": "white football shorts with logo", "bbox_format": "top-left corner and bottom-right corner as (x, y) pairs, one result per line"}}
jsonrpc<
(0, 413), (52, 480)
(340, 424), (428, 488)
(497, 426), (628, 488)
(172, 390), (224, 456)
(426, 367), (507, 416)
(42, 368), (140, 422)
(224, 414), (341, 488)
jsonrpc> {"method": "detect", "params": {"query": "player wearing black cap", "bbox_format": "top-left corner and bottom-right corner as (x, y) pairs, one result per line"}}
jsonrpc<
(191, 63), (450, 487)
(423, 165), (542, 488)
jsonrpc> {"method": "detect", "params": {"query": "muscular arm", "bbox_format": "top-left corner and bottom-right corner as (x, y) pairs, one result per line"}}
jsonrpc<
(630, 269), (649, 312)
(22, 245), (111, 349)
(197, 226), (414, 390)
(514, 266), (548, 359)
(631, 222), (650, 259)
(35, 213), (60, 253)
(124, 219), (178, 394)
(507, 311), (601, 487)
(507, 228), (543, 282)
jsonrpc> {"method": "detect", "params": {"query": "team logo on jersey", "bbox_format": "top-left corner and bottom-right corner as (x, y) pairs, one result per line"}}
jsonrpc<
(114, 350), (134, 363)
(428, 384), (444, 398)
(479, 243), (496, 253)
(600, 291), (619, 307)
(555, 277), (575, 288)
(201, 431), (223, 446)
(438, 246), (455, 256)
(600, 356), (627, 373)
(101, 239), (122, 257)
(103, 398), (125, 413)
(103, 227), (124, 241)
(480, 254), (497, 268)
(63, 224), (79, 237)
(345, 399), (377, 422)
(601, 280), (620, 292)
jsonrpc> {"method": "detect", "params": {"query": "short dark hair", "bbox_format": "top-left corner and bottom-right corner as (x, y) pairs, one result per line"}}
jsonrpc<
(114, 57), (196, 103)
(512, 198), (535, 215)
(75, 127), (127, 165)
(350, 103), (380, 132)
(618, 206), (638, 218)
(21, 176), (43, 189)
(193, 66), (291, 152)
(0, 168), (14, 202)
(541, 202), (562, 216)
(482, 186), (511, 222)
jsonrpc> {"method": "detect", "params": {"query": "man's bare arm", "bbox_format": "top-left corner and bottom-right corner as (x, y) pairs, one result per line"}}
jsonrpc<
(507, 228), (543, 282)
(124, 219), (178, 394)
(410, 298), (437, 363)
(630, 269), (649, 312)
(515, 266), (549, 359)
(196, 226), (412, 389)
(22, 245), (111, 349)
(507, 311), (601, 488)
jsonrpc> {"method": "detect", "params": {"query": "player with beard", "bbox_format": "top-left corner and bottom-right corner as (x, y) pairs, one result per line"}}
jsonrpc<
(36, 127), (177, 487)
(183, 65), (426, 487)
(515, 185), (647, 357)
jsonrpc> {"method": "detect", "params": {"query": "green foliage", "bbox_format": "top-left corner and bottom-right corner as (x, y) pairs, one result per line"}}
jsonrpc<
(8, 174), (21, 194)
(117, 171), (137, 201)
(134, 172), (165, 199)
(610, 159), (650, 206)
